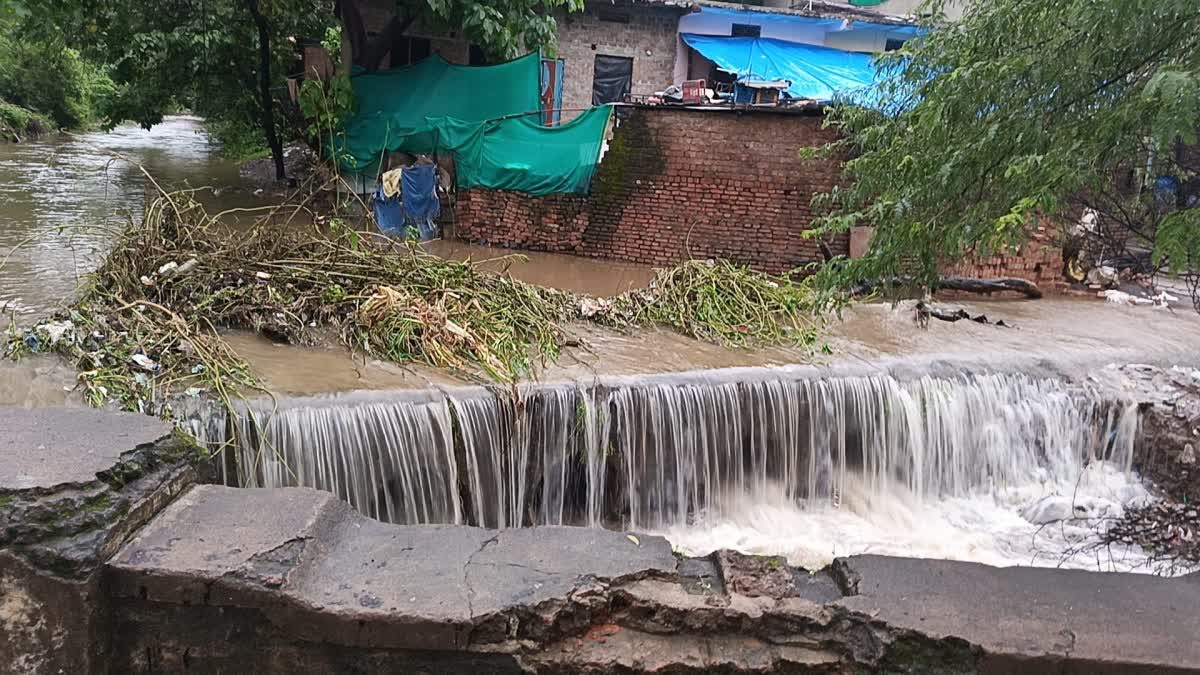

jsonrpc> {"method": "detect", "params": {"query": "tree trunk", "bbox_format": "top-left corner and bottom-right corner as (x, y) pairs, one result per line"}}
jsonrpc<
(936, 276), (1043, 299)
(854, 276), (1043, 300)
(243, 0), (286, 181)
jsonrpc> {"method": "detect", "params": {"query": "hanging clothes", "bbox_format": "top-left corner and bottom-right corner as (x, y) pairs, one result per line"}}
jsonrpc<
(372, 185), (406, 236)
(401, 164), (440, 240)
(381, 168), (403, 199)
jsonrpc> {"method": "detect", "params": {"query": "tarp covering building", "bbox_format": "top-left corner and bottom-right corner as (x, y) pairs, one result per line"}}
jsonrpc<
(337, 52), (542, 171)
(680, 33), (881, 102)
(442, 106), (613, 195)
(336, 51), (611, 196)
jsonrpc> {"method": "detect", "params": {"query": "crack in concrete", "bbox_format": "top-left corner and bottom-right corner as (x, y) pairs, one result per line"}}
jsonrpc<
(470, 560), (559, 578)
(463, 532), (502, 623)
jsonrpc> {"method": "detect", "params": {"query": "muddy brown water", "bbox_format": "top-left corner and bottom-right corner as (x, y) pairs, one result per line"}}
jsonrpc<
(423, 240), (654, 298)
(0, 116), (268, 318)
(0, 115), (652, 319)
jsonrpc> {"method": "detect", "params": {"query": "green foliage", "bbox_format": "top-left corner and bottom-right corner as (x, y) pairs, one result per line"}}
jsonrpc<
(14, 0), (583, 159)
(0, 11), (114, 131)
(812, 0), (1200, 300)
(299, 73), (354, 156)
(1155, 209), (1200, 274)
(0, 99), (49, 139)
(596, 260), (822, 348)
(422, 0), (583, 60)
(14, 0), (333, 154)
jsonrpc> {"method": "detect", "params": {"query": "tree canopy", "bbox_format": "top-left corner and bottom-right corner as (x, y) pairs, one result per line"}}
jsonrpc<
(11, 0), (581, 174)
(814, 0), (1200, 306)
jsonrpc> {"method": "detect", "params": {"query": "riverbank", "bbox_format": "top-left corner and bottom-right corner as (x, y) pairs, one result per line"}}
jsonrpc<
(0, 99), (49, 142)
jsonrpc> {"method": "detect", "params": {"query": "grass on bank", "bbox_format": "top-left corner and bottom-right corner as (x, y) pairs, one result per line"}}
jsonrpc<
(4, 189), (823, 416)
(0, 99), (49, 141)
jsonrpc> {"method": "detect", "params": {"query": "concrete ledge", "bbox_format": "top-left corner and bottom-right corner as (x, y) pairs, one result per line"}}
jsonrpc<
(101, 484), (1200, 674)
(839, 555), (1200, 674)
(108, 485), (675, 658)
(1, 406), (195, 675)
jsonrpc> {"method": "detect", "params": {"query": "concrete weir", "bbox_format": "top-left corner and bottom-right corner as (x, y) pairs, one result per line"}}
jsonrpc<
(4, 362), (1200, 674)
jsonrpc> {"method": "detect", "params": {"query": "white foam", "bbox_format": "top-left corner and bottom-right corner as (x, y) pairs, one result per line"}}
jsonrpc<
(656, 461), (1163, 574)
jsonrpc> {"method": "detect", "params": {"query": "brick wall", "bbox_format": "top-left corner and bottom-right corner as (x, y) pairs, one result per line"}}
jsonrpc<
(454, 105), (1066, 291)
(942, 224), (1067, 294)
(556, 4), (683, 119)
(454, 107), (849, 274)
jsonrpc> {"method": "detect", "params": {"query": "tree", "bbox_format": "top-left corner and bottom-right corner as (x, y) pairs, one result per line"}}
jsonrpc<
(339, 0), (581, 73)
(17, 0), (582, 179)
(813, 0), (1200, 308)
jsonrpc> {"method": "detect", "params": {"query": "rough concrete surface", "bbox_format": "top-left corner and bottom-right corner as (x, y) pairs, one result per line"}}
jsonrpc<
(1, 406), (170, 490)
(839, 554), (1200, 674)
(102, 484), (1200, 674)
(109, 485), (675, 655)
(0, 406), (192, 675)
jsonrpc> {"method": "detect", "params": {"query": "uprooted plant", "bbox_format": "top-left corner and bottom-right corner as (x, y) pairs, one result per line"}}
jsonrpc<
(5, 188), (823, 418)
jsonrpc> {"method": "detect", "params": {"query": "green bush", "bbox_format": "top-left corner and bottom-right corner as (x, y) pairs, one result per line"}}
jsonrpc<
(0, 99), (49, 139)
(0, 34), (115, 130)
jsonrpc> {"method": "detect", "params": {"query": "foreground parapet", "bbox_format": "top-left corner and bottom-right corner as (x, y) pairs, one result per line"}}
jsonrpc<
(106, 485), (1200, 674)
(1, 407), (195, 675)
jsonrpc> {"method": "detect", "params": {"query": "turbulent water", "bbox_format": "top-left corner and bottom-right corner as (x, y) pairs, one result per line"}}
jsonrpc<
(181, 369), (1155, 572)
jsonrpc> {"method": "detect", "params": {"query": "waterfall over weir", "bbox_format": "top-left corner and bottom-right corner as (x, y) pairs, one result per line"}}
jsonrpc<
(182, 370), (1139, 538)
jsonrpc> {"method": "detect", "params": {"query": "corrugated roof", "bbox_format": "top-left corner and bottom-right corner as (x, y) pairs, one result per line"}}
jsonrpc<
(701, 1), (916, 26)
(592, 0), (919, 27)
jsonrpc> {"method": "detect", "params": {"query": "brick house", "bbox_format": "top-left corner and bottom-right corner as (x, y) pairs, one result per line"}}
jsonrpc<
(336, 0), (918, 118)
(331, 1), (1058, 288)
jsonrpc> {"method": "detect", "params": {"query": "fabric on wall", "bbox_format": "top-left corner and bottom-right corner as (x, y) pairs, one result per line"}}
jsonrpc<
(592, 55), (633, 105)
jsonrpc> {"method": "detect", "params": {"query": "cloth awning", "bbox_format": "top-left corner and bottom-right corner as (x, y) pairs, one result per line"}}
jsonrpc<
(681, 33), (882, 103)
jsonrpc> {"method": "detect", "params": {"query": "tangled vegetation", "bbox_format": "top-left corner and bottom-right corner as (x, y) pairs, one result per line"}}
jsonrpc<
(594, 260), (822, 348)
(0, 99), (47, 141)
(5, 188), (821, 415)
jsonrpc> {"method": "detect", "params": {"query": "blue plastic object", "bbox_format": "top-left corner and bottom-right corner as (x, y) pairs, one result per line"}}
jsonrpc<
(401, 164), (440, 232)
(373, 186), (409, 237)
(681, 34), (881, 103)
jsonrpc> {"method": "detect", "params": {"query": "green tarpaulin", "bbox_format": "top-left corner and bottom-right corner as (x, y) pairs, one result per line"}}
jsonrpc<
(436, 105), (613, 195)
(337, 52), (611, 195)
(338, 52), (542, 170)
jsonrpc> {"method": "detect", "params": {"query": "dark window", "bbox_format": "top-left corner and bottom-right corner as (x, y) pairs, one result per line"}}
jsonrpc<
(598, 9), (631, 23)
(469, 44), (487, 66)
(389, 35), (432, 67)
(885, 38), (907, 52)
(592, 54), (633, 105)
(731, 23), (761, 38)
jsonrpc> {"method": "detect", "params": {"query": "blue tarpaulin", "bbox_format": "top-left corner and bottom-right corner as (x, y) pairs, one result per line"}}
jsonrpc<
(692, 5), (924, 38)
(402, 164), (440, 239)
(681, 33), (882, 103)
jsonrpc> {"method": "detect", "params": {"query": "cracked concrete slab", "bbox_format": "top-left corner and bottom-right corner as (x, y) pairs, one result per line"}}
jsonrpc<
(103, 486), (1200, 673)
(467, 526), (674, 615)
(1, 407), (171, 490)
(838, 555), (1200, 673)
(109, 485), (677, 652)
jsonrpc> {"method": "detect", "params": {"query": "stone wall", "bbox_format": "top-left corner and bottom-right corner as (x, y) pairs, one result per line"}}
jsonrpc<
(454, 106), (849, 275)
(556, 3), (684, 117)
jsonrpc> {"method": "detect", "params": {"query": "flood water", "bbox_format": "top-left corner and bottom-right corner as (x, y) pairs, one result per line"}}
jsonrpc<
(0, 116), (264, 318)
(425, 240), (653, 297)
(4, 116), (1195, 576)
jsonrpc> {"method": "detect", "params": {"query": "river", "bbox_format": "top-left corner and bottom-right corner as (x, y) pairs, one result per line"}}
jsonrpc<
(0, 117), (653, 318)
(0, 116), (264, 318)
